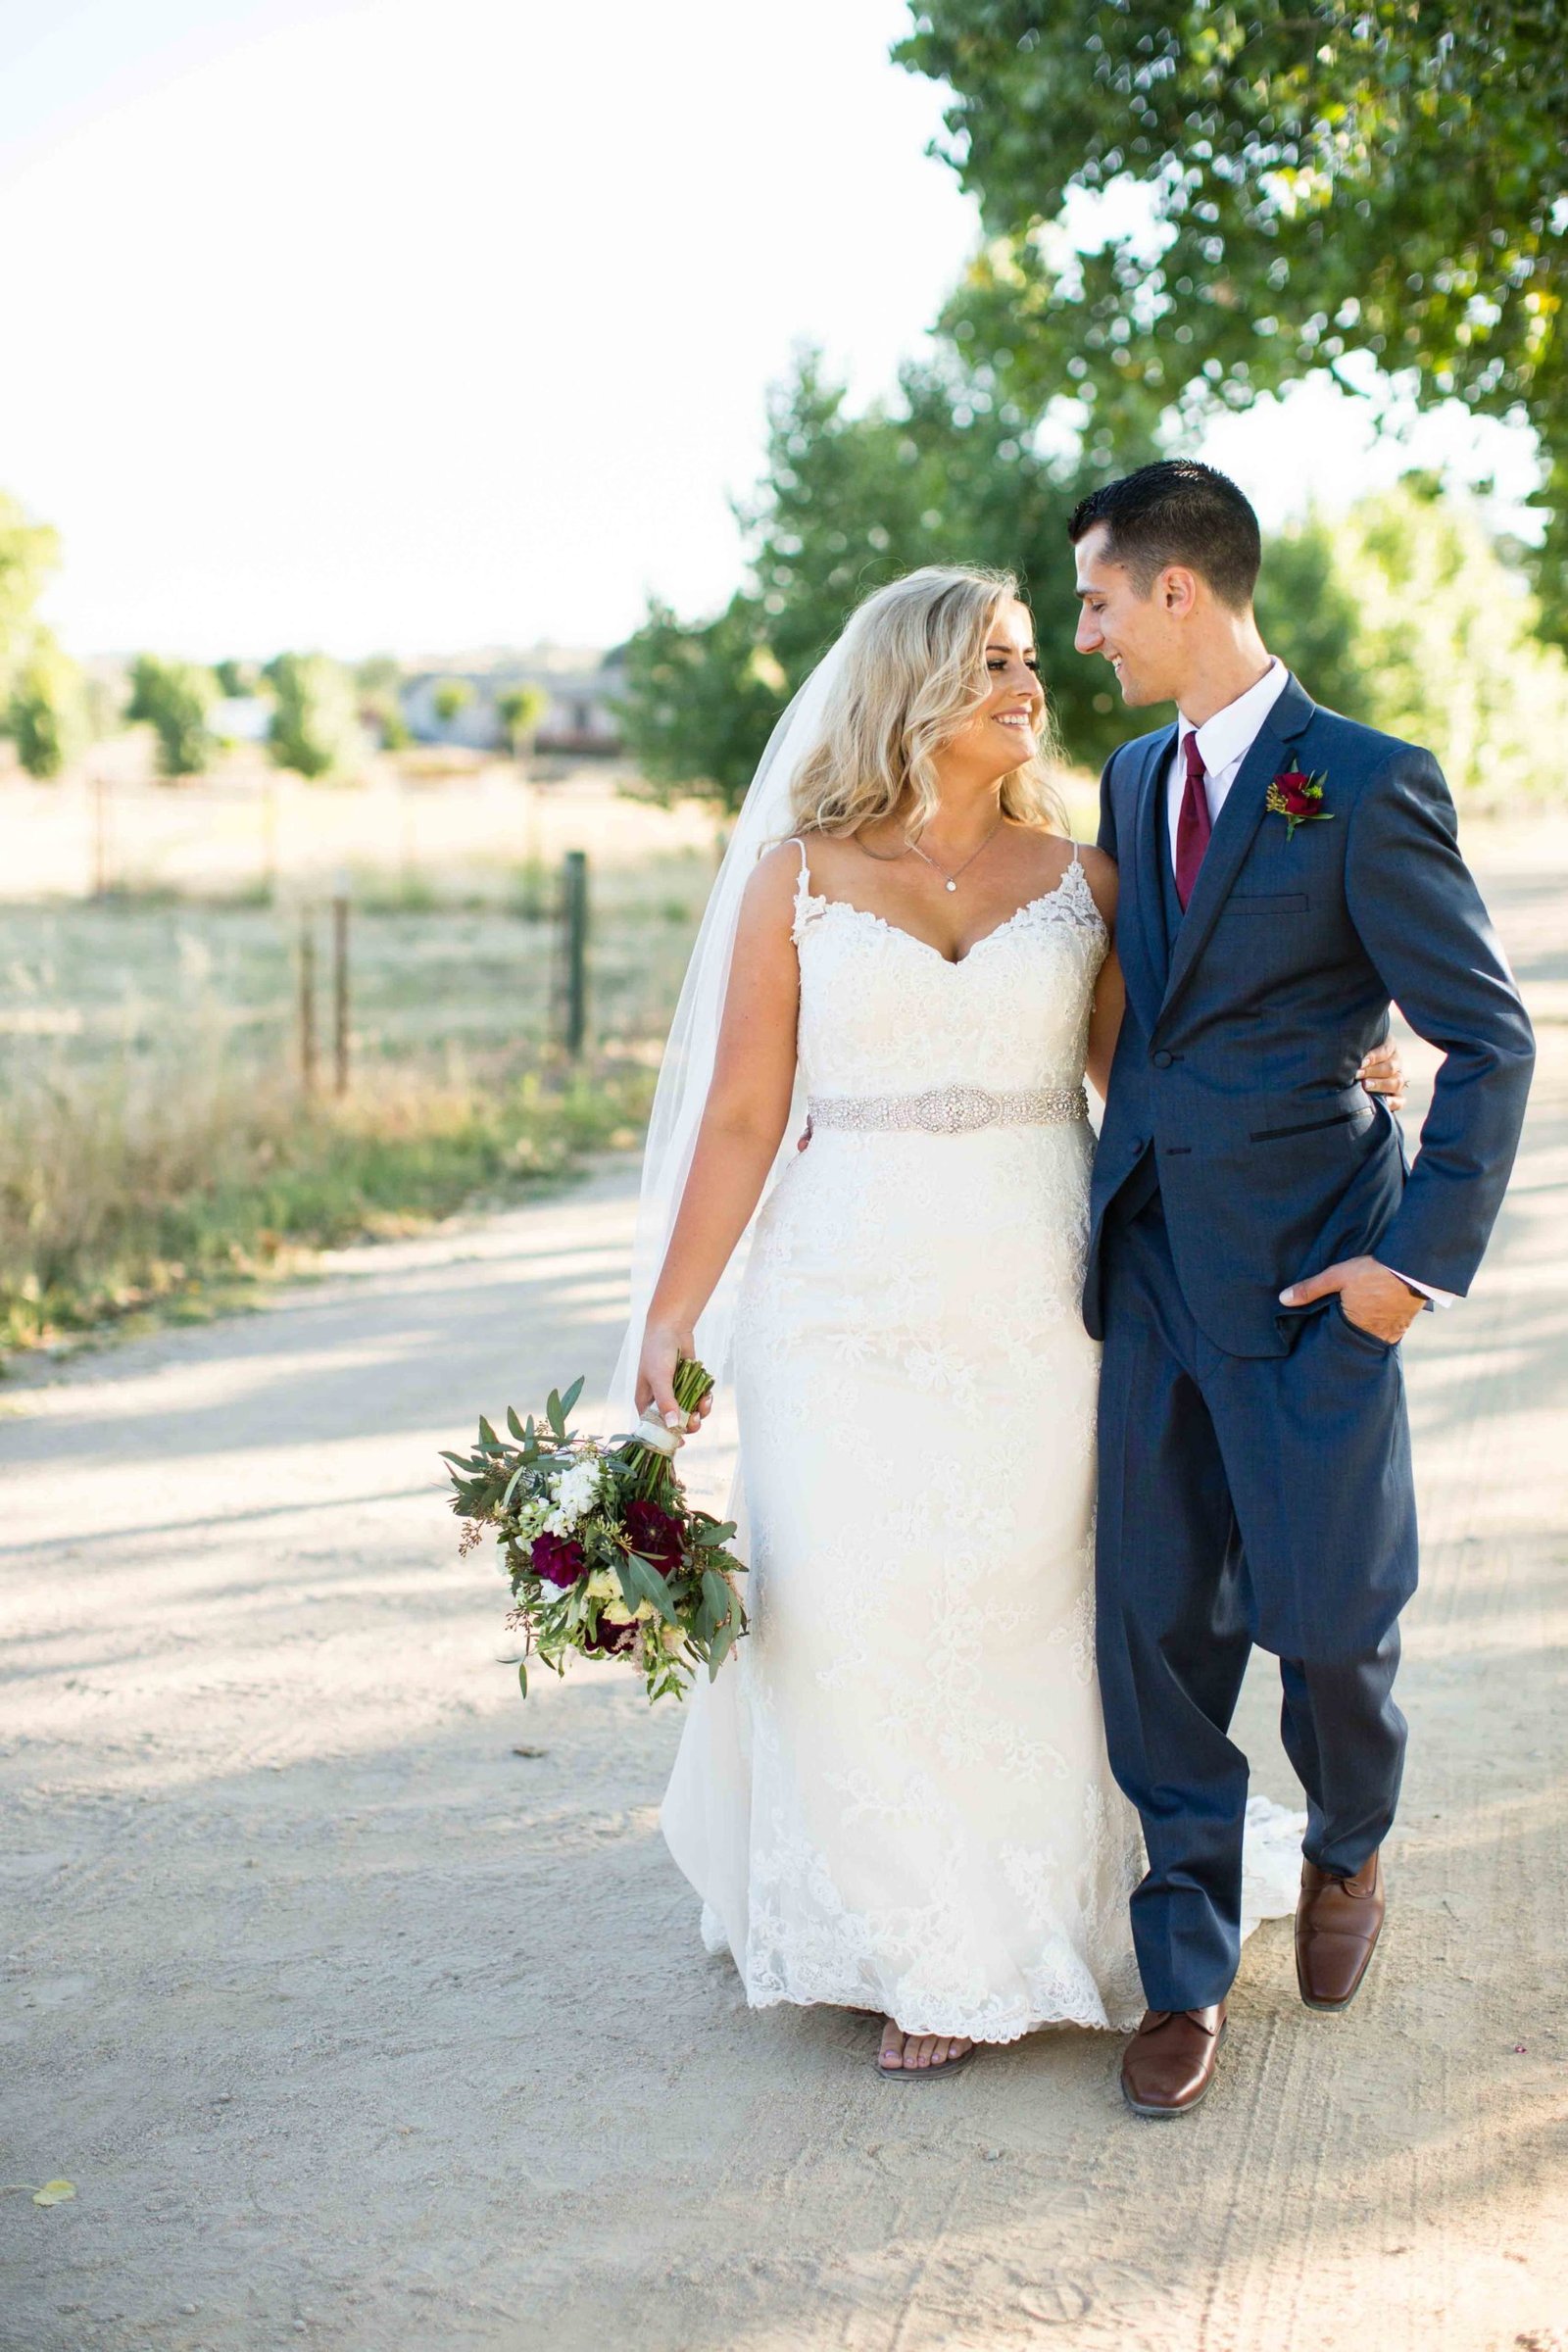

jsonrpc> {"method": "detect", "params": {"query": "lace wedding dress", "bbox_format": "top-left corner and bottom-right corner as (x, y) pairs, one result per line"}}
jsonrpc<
(660, 843), (1303, 2041)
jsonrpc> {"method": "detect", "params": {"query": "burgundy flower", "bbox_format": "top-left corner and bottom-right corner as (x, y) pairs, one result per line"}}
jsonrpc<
(1266, 768), (1333, 840)
(587, 1610), (637, 1657)
(530, 1531), (586, 1589)
(624, 1498), (684, 1575)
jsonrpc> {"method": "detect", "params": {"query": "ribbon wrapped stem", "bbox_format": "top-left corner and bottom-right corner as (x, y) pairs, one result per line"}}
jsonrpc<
(628, 1356), (714, 1502)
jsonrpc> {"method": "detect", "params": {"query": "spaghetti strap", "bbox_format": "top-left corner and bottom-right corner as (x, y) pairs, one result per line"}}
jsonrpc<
(785, 836), (819, 941)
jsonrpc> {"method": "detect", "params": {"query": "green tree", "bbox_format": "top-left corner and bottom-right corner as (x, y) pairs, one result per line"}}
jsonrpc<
(265, 652), (363, 780)
(497, 682), (548, 757)
(896, 1), (1568, 637)
(353, 654), (410, 750)
(620, 349), (1135, 799)
(431, 678), (473, 726)
(1334, 476), (1568, 803)
(4, 631), (86, 779)
(0, 490), (64, 707)
(213, 658), (262, 699)
(618, 346), (1383, 796)
(1252, 514), (1364, 721)
(126, 654), (217, 778)
(618, 593), (795, 810)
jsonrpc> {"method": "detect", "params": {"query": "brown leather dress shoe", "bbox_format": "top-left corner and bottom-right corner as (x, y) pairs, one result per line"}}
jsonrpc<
(1296, 1850), (1385, 2011)
(1120, 2003), (1226, 2119)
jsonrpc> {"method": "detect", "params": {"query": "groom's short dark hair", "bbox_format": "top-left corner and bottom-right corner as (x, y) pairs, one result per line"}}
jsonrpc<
(1067, 461), (1261, 609)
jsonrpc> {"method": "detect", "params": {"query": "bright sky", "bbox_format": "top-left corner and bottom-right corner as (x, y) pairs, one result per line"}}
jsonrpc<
(0, 0), (1543, 661)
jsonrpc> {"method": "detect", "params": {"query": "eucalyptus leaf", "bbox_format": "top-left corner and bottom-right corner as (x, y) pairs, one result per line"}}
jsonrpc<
(708, 1613), (737, 1679)
(626, 1556), (679, 1626)
(701, 1569), (733, 1630)
(501, 1457), (541, 1511)
(507, 1405), (525, 1440)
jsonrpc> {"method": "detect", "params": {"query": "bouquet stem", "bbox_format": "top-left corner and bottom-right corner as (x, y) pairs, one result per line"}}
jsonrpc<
(631, 1357), (713, 1503)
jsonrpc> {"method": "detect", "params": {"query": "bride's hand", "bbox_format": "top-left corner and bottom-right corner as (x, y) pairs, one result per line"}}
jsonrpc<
(636, 1320), (711, 1436)
(1358, 1034), (1407, 1114)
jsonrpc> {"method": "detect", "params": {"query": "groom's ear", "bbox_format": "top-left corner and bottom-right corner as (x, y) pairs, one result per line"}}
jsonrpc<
(1157, 564), (1200, 617)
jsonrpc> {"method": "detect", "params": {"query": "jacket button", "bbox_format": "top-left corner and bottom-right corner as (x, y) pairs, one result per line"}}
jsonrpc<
(1152, 1049), (1174, 1070)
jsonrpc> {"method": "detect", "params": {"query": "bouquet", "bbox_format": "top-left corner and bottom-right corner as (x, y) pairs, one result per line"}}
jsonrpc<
(443, 1359), (748, 1703)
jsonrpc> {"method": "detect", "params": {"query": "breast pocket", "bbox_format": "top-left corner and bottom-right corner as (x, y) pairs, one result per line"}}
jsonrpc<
(1222, 892), (1310, 915)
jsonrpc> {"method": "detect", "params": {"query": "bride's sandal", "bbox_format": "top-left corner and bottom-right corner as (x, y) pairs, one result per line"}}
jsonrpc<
(876, 2025), (977, 2082)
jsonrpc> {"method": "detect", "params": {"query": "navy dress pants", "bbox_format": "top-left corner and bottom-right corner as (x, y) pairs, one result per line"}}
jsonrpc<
(1095, 1179), (1410, 2013)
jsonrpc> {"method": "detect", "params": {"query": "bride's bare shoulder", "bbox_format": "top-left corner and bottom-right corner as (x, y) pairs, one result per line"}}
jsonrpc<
(740, 836), (814, 933)
(755, 828), (860, 892)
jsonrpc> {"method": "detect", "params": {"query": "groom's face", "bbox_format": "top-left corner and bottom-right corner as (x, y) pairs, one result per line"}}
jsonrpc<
(1073, 523), (1184, 710)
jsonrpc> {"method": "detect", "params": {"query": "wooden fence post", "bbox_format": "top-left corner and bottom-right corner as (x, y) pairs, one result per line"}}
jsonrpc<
(331, 883), (350, 1098)
(561, 849), (589, 1061)
(299, 910), (318, 1099)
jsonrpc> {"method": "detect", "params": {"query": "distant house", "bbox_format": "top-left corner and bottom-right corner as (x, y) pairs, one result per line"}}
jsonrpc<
(400, 644), (626, 755)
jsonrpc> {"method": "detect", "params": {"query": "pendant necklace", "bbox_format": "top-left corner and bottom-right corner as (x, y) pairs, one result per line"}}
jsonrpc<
(908, 818), (1004, 893)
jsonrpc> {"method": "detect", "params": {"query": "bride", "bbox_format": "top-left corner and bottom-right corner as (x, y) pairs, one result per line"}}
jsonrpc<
(615, 566), (1402, 2079)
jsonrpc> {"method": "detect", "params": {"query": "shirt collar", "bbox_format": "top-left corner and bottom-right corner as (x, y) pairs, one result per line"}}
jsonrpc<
(1178, 658), (1288, 779)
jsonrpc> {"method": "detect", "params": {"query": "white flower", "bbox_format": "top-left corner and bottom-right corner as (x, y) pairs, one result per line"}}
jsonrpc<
(547, 1454), (604, 1535)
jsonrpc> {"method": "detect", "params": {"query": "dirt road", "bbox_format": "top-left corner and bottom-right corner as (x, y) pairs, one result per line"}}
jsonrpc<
(4, 833), (1567, 2352)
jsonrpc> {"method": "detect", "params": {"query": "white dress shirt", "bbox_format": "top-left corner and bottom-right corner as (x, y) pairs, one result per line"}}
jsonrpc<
(1168, 660), (1453, 1310)
(1167, 657), (1291, 868)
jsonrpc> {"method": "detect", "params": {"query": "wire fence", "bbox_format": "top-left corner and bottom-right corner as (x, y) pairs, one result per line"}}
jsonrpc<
(0, 772), (721, 1100)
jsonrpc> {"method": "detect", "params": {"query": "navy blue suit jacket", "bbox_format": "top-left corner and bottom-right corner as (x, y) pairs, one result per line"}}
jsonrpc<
(1085, 673), (1535, 1357)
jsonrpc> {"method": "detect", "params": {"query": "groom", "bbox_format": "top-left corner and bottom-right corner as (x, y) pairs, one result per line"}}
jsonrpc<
(1072, 462), (1534, 2118)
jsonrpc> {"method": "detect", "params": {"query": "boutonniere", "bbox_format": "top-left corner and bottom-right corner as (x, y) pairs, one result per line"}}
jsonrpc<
(1266, 768), (1333, 841)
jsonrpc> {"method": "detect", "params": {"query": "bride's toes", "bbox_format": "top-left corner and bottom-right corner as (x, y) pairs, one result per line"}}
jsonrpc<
(878, 2021), (975, 2075)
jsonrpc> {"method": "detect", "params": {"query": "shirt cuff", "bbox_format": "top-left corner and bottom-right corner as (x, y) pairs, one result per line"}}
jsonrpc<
(1387, 1268), (1458, 1310)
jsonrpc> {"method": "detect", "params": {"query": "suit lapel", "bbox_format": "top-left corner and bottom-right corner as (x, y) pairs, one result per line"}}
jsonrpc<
(1156, 672), (1316, 1031)
(1118, 723), (1176, 1042)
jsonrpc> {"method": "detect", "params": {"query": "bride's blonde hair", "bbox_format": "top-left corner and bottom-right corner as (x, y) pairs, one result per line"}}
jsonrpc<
(788, 565), (1067, 840)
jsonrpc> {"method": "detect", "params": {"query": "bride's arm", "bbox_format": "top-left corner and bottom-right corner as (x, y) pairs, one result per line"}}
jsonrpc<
(637, 844), (803, 1428)
(1081, 845), (1125, 1103)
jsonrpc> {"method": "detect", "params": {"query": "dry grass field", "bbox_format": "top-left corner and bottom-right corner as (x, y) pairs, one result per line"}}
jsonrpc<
(0, 763), (723, 1357)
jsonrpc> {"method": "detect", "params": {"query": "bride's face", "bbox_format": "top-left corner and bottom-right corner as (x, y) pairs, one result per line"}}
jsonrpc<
(944, 600), (1044, 784)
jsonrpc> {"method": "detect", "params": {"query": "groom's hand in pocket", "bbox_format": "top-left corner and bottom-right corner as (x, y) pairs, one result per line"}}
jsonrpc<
(1280, 1257), (1427, 1344)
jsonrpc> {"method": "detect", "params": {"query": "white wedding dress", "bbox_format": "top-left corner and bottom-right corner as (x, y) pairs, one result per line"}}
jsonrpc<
(661, 842), (1303, 2041)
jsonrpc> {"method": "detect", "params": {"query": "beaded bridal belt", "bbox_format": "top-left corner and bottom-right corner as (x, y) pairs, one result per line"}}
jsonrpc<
(807, 1081), (1089, 1137)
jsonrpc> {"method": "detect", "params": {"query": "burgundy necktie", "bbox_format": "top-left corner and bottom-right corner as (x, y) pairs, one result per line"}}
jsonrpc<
(1174, 728), (1212, 910)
